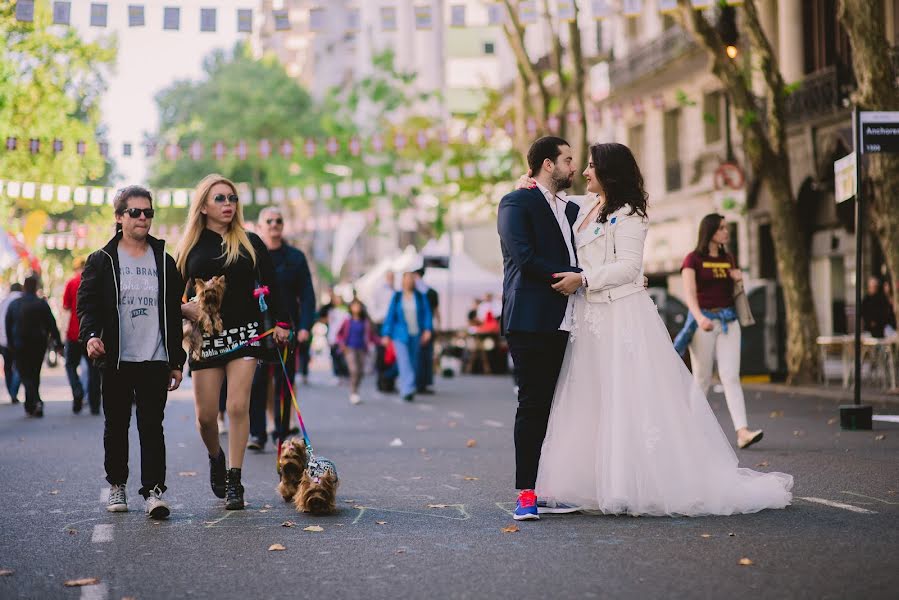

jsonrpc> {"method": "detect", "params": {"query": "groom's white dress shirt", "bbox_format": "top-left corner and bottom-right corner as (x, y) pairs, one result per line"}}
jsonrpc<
(535, 182), (578, 332)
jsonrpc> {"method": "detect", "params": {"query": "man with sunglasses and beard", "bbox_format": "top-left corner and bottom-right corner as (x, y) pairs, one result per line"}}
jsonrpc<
(78, 186), (186, 519)
(246, 207), (316, 452)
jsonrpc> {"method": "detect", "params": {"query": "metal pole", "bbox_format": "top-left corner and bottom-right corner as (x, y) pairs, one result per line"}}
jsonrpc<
(853, 106), (863, 406)
(725, 94), (735, 162)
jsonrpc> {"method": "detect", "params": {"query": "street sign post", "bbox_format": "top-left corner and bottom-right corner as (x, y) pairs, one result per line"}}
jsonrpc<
(841, 109), (899, 430)
(833, 153), (855, 204)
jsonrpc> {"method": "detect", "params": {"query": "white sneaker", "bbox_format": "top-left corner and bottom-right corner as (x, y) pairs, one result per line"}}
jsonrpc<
(218, 414), (228, 435)
(537, 499), (581, 514)
(350, 393), (361, 405)
(145, 486), (170, 520)
(106, 484), (128, 512)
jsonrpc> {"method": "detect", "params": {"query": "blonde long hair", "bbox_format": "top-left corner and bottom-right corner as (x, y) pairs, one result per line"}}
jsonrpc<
(175, 174), (256, 276)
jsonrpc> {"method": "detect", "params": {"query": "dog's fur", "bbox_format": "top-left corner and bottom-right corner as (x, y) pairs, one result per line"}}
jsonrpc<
(184, 275), (226, 361)
(277, 438), (309, 502)
(295, 464), (339, 515)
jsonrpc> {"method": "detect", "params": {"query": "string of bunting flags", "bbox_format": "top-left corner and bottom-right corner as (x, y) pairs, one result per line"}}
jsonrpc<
(3, 93), (680, 162)
(15, 1), (744, 33)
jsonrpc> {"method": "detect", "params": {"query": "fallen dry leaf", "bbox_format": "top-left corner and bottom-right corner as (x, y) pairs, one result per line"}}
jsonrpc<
(389, 438), (404, 447)
(376, 521), (387, 525)
(268, 543), (286, 551)
(463, 476), (479, 481)
(56, 478), (65, 483)
(66, 528), (77, 536)
(303, 525), (324, 532)
(259, 509), (269, 513)
(728, 532), (736, 537)
(0, 569), (14, 577)
(769, 410), (784, 418)
(875, 434), (886, 441)
(501, 524), (520, 534)
(281, 521), (296, 528)
(49, 490), (60, 495)
(396, 548), (407, 554)
(343, 499), (357, 504)
(466, 439), (477, 448)
(738, 558), (754, 566)
(410, 476), (423, 480)
(827, 418), (838, 425)
(353, 505), (365, 510)
(755, 461), (769, 468)
(427, 503), (449, 509)
(178, 471), (197, 477)
(793, 430), (805, 437)
(700, 534), (712, 538)
(64, 578), (100, 587)
(263, 504), (273, 509)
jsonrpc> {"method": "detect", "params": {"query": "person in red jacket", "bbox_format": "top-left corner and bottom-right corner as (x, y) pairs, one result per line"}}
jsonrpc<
(63, 258), (100, 414)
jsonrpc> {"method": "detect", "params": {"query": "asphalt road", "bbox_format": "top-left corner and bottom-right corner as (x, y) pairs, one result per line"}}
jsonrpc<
(1, 364), (897, 600)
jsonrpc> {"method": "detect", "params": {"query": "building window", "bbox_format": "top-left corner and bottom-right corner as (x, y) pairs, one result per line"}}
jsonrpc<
(758, 222), (777, 279)
(626, 15), (639, 39)
(664, 109), (681, 192)
(628, 124), (644, 168)
(483, 41), (495, 55)
(595, 22), (603, 53)
(703, 91), (723, 145)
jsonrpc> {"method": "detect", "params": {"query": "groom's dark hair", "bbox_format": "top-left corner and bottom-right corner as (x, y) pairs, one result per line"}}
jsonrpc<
(527, 136), (570, 176)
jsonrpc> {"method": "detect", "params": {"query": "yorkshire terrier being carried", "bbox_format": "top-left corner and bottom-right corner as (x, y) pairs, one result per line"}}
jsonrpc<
(277, 438), (339, 515)
(184, 275), (226, 361)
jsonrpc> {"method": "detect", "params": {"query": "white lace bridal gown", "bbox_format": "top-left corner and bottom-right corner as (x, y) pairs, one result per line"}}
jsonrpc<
(535, 213), (793, 517)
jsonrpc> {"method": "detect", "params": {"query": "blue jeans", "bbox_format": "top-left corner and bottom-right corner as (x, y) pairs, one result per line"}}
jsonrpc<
(65, 341), (100, 411)
(0, 345), (20, 401)
(394, 336), (421, 397)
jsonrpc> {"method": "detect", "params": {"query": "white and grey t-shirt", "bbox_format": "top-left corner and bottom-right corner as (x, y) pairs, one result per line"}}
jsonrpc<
(118, 245), (167, 363)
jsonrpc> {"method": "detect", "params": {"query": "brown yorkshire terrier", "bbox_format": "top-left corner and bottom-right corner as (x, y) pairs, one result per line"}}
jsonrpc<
(184, 275), (226, 361)
(295, 456), (339, 515)
(277, 438), (309, 502)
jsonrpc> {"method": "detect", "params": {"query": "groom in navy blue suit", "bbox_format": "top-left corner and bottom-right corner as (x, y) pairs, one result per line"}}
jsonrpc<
(498, 136), (583, 520)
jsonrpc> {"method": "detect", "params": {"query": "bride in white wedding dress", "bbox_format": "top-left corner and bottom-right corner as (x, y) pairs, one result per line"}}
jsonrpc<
(535, 142), (793, 516)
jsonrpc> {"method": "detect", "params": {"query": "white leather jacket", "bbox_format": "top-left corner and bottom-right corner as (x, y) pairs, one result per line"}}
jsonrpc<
(573, 197), (648, 304)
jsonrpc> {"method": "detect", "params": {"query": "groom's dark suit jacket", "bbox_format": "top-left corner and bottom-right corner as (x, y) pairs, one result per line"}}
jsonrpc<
(497, 187), (581, 335)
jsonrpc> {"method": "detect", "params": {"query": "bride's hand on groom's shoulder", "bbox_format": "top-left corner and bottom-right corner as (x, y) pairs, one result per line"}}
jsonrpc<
(515, 171), (537, 190)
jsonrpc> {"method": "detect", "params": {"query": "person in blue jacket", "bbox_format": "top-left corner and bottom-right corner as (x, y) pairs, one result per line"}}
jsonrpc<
(381, 271), (433, 402)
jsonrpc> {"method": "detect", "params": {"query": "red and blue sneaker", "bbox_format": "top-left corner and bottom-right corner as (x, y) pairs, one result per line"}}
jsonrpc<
(513, 489), (539, 521)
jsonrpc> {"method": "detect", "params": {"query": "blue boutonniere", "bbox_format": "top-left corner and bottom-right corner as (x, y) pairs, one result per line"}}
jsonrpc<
(611, 216), (618, 225)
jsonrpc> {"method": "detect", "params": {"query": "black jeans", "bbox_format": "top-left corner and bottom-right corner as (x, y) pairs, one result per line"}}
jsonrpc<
(15, 345), (46, 411)
(250, 355), (297, 444)
(102, 362), (170, 498)
(0, 345), (20, 401)
(507, 330), (569, 490)
(64, 341), (100, 412)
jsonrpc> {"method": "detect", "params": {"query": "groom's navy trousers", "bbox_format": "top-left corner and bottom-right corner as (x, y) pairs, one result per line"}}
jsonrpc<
(497, 187), (580, 490)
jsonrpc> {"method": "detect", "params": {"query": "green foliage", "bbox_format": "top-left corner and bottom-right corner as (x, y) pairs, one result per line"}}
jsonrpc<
(675, 89), (697, 107)
(0, 0), (117, 215)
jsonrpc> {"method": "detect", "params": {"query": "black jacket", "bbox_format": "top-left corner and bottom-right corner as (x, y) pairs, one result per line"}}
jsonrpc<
(497, 187), (580, 334)
(4, 292), (62, 355)
(77, 232), (186, 371)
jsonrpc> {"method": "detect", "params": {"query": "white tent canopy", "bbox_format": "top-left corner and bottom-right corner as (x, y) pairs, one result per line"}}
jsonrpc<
(354, 239), (502, 331)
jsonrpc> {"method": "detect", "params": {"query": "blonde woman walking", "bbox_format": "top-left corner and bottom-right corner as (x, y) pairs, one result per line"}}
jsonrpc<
(176, 174), (289, 509)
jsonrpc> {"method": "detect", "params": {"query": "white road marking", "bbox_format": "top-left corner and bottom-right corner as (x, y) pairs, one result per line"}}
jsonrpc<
(872, 415), (899, 423)
(80, 583), (108, 600)
(841, 491), (899, 505)
(798, 497), (877, 514)
(99, 488), (110, 503)
(91, 524), (114, 543)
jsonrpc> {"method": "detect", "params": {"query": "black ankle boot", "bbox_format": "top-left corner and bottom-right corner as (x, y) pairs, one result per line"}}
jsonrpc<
(209, 448), (226, 499)
(225, 468), (244, 510)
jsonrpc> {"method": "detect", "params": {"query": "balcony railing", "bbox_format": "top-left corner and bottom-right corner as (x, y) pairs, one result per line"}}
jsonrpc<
(609, 26), (699, 89)
(783, 66), (845, 123)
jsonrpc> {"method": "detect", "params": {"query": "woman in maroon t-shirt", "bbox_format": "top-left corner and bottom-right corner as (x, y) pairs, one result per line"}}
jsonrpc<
(682, 213), (763, 450)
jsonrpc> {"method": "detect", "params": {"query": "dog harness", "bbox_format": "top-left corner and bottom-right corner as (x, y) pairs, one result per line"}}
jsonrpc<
(307, 457), (338, 484)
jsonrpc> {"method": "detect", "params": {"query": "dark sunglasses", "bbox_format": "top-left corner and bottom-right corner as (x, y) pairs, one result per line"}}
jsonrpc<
(266, 218), (284, 225)
(212, 193), (239, 204)
(122, 208), (155, 218)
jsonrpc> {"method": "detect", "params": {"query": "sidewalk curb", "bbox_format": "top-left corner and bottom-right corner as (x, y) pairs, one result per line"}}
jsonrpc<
(743, 382), (899, 407)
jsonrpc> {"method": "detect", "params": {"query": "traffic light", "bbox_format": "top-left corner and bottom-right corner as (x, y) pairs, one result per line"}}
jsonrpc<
(716, 5), (739, 59)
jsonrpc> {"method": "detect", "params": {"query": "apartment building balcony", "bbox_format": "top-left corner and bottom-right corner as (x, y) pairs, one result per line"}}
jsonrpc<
(609, 26), (699, 89)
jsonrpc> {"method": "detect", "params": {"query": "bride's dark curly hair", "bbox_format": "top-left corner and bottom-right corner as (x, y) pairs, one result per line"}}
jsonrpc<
(590, 142), (649, 224)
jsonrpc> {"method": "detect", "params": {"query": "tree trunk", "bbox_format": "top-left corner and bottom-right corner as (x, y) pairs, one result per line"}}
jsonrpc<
(567, 2), (589, 194)
(838, 0), (899, 325)
(677, 0), (820, 382)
